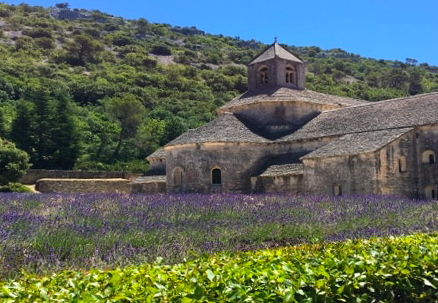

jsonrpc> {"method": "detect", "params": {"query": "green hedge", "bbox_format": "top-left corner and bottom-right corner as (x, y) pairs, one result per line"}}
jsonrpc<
(2, 233), (438, 302)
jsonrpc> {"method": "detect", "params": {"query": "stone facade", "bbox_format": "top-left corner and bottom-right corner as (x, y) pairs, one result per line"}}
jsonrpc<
(145, 42), (438, 199)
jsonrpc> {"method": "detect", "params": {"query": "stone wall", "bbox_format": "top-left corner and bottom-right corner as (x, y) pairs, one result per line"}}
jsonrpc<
(232, 101), (329, 133)
(166, 142), (272, 193)
(247, 57), (305, 91)
(251, 174), (303, 193)
(302, 153), (379, 196)
(36, 178), (132, 193)
(165, 138), (335, 194)
(301, 130), (421, 197)
(376, 130), (418, 197)
(20, 169), (140, 185)
(416, 125), (438, 198)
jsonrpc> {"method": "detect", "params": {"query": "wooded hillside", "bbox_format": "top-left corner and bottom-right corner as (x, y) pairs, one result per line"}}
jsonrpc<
(0, 3), (437, 171)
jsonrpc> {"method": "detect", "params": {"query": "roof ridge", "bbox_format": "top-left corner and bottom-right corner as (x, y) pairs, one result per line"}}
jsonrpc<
(316, 92), (438, 117)
(346, 91), (438, 109)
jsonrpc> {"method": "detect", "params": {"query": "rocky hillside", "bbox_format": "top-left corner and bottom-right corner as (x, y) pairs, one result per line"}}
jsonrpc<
(0, 2), (437, 171)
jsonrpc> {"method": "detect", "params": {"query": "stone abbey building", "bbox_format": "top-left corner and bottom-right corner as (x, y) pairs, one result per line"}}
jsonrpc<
(147, 42), (438, 198)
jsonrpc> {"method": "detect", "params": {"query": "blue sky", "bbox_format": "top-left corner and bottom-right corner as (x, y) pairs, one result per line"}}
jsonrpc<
(4, 0), (438, 65)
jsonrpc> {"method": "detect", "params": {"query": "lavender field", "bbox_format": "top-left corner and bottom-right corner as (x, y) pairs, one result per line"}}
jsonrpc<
(1, 193), (438, 280)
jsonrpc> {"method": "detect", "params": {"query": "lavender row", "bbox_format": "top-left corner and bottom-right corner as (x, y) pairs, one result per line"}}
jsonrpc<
(0, 193), (436, 280)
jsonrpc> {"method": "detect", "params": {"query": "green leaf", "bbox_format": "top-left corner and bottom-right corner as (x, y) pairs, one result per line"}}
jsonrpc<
(206, 269), (215, 281)
(315, 279), (324, 288)
(423, 278), (437, 289)
(194, 285), (204, 300)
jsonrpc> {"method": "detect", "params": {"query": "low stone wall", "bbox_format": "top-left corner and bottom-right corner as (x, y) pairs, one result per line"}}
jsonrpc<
(130, 181), (166, 193)
(36, 178), (131, 194)
(20, 169), (140, 185)
(129, 176), (167, 194)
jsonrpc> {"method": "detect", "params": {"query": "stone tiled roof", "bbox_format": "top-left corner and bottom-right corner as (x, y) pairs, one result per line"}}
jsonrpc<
(301, 128), (413, 159)
(281, 92), (438, 141)
(248, 42), (303, 65)
(130, 176), (166, 183)
(146, 148), (166, 159)
(166, 112), (270, 146)
(259, 164), (304, 177)
(219, 86), (367, 112)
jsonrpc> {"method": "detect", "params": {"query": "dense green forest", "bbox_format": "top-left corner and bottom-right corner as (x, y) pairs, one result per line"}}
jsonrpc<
(0, 2), (437, 172)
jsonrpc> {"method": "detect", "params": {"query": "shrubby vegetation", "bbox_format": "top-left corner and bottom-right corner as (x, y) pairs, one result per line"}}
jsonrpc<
(0, 3), (437, 171)
(0, 138), (30, 186)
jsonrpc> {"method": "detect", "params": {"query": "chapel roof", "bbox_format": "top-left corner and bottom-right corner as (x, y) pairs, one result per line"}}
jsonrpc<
(248, 42), (303, 65)
(259, 163), (304, 177)
(301, 128), (413, 159)
(146, 148), (166, 159)
(280, 92), (438, 142)
(218, 86), (367, 112)
(166, 112), (270, 146)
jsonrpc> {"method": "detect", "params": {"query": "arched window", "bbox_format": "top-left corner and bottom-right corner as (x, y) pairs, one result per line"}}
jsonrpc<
(259, 67), (269, 85)
(211, 168), (222, 185)
(399, 156), (407, 173)
(422, 150), (436, 164)
(173, 167), (182, 186)
(334, 184), (342, 196)
(285, 65), (296, 85)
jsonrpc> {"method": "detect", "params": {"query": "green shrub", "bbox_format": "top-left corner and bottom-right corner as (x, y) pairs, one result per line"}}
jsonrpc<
(2, 233), (438, 302)
(0, 139), (30, 185)
(150, 45), (171, 56)
(0, 182), (32, 192)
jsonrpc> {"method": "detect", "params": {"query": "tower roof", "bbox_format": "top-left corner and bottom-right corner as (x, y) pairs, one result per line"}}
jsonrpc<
(248, 42), (303, 65)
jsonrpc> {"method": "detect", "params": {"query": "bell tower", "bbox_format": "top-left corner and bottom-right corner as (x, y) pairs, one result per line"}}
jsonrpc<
(247, 40), (305, 92)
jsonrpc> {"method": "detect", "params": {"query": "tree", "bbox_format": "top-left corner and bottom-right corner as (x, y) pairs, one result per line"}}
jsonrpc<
(408, 70), (423, 95)
(0, 139), (30, 185)
(105, 94), (146, 160)
(55, 3), (69, 9)
(64, 35), (103, 65)
(10, 100), (35, 158)
(51, 97), (80, 169)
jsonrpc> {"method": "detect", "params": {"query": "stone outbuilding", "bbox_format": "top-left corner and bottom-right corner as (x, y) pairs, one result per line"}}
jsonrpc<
(146, 42), (438, 199)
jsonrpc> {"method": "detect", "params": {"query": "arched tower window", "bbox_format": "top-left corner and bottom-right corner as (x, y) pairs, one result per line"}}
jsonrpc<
(285, 65), (296, 85)
(399, 156), (407, 173)
(422, 150), (436, 164)
(258, 67), (269, 85)
(211, 168), (222, 185)
(173, 167), (183, 186)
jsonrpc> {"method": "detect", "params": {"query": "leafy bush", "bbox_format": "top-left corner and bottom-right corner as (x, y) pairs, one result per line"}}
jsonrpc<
(150, 45), (171, 56)
(0, 139), (30, 185)
(2, 233), (438, 302)
(0, 182), (32, 192)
